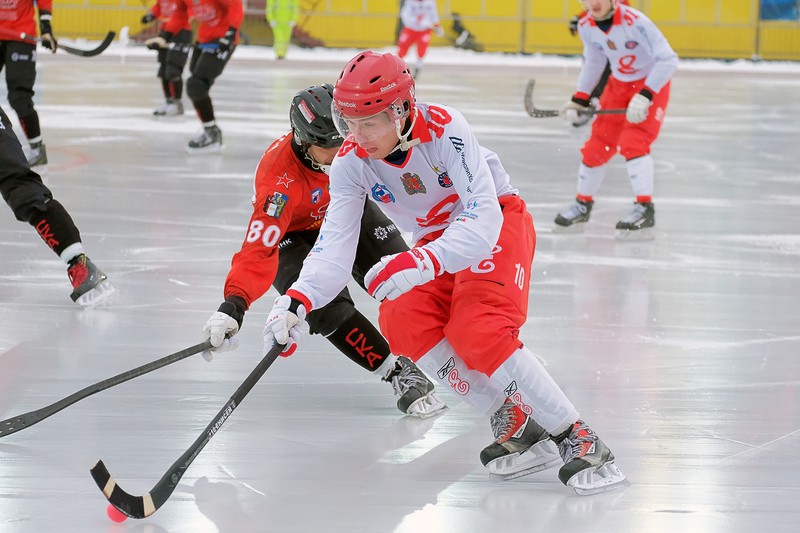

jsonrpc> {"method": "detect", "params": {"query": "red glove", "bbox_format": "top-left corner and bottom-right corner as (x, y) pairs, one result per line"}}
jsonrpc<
(365, 247), (442, 301)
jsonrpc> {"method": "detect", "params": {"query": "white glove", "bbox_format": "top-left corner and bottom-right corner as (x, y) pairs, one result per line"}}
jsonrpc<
(144, 35), (168, 50)
(201, 311), (240, 362)
(365, 247), (441, 302)
(433, 25), (445, 37)
(263, 295), (306, 357)
(561, 98), (590, 124)
(626, 93), (652, 124)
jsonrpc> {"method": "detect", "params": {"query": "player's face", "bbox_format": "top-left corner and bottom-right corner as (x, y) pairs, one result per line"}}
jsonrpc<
(357, 123), (402, 160)
(307, 144), (339, 166)
(582, 0), (614, 20)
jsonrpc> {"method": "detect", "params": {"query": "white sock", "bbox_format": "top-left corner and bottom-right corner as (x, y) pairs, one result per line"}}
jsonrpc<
(627, 154), (654, 198)
(576, 163), (607, 198)
(60, 242), (85, 264)
(374, 353), (398, 377)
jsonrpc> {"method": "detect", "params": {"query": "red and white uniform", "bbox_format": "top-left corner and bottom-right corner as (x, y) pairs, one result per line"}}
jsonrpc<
(224, 133), (330, 308)
(397, 0), (440, 59)
(150, 0), (191, 34)
(288, 103), (534, 374)
(183, 0), (243, 43)
(0, 0), (52, 39)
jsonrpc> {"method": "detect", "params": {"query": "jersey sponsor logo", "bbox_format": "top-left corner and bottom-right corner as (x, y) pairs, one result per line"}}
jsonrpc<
(371, 183), (395, 204)
(449, 136), (464, 153)
(432, 166), (452, 188)
(263, 192), (289, 218)
(311, 187), (323, 204)
(344, 328), (384, 368)
(617, 54), (638, 75)
(35, 220), (59, 250)
(436, 357), (470, 395)
(625, 40), (638, 49)
(400, 172), (427, 195)
(275, 172), (294, 188)
(373, 223), (397, 241)
(607, 39), (617, 50)
(455, 199), (479, 223)
(311, 233), (324, 254)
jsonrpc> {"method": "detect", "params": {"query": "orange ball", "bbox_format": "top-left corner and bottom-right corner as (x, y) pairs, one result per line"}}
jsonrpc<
(106, 503), (128, 523)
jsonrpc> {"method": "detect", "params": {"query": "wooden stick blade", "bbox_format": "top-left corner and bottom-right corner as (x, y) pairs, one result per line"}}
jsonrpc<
(90, 460), (156, 519)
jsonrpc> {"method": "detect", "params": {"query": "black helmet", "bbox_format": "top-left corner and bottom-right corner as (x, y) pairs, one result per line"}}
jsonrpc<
(289, 83), (343, 149)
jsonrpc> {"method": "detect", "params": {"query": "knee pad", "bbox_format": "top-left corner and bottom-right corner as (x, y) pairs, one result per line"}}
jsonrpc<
(580, 136), (617, 168)
(2, 176), (51, 222)
(186, 76), (210, 102)
(8, 91), (34, 118)
(305, 292), (356, 336)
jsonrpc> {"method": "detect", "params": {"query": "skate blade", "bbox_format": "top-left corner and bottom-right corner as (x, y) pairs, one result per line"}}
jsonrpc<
(552, 223), (587, 234)
(186, 144), (224, 155)
(406, 392), (448, 419)
(568, 462), (628, 496)
(487, 440), (562, 481)
(76, 281), (117, 308)
(615, 227), (654, 241)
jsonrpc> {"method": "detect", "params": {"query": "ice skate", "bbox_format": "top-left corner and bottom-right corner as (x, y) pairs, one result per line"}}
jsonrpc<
(187, 125), (223, 154)
(67, 254), (116, 307)
(556, 420), (627, 495)
(615, 201), (654, 240)
(554, 198), (593, 232)
(480, 398), (561, 481)
(153, 99), (184, 117)
(27, 141), (48, 168)
(383, 356), (447, 418)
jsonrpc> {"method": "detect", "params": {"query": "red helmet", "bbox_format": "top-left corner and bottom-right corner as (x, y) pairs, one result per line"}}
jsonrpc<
(333, 51), (415, 118)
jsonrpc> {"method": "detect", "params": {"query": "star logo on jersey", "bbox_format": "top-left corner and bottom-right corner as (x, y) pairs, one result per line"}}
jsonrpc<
(263, 191), (289, 218)
(400, 172), (427, 195)
(275, 173), (294, 189)
(371, 183), (395, 204)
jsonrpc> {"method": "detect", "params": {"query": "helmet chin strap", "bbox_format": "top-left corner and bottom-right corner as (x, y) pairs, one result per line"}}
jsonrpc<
(303, 149), (331, 175)
(389, 110), (420, 155)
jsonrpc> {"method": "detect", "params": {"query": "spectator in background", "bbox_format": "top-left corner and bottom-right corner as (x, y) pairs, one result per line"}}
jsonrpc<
(267, 0), (300, 60)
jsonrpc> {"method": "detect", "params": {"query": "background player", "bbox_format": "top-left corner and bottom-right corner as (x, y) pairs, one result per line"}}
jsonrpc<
(0, 0), (57, 167)
(1, 104), (115, 307)
(263, 52), (626, 494)
(556, 0), (678, 236)
(397, 0), (443, 78)
(202, 84), (445, 418)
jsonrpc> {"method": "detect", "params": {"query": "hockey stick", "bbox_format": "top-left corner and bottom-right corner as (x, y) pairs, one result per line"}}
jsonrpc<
(0, 340), (211, 439)
(0, 29), (116, 57)
(90, 343), (286, 519)
(524, 79), (626, 118)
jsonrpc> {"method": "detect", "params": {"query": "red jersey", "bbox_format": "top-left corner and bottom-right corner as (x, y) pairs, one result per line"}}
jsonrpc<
(223, 133), (331, 308)
(0, 0), (53, 40)
(184, 0), (243, 43)
(150, 0), (191, 34)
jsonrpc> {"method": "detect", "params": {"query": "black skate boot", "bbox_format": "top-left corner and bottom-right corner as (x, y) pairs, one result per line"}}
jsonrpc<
(383, 357), (447, 418)
(554, 420), (627, 495)
(153, 99), (184, 117)
(67, 254), (116, 307)
(187, 125), (223, 153)
(615, 201), (655, 239)
(27, 141), (48, 167)
(479, 398), (561, 480)
(554, 198), (593, 231)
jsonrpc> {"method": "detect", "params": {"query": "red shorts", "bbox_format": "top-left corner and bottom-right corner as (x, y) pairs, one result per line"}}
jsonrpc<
(378, 195), (535, 375)
(397, 28), (432, 58)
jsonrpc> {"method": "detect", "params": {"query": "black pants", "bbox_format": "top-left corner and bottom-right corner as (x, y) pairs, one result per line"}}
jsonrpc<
(0, 105), (51, 220)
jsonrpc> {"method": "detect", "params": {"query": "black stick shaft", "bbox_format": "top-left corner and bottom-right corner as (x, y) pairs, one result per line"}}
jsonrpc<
(91, 343), (285, 519)
(0, 340), (212, 438)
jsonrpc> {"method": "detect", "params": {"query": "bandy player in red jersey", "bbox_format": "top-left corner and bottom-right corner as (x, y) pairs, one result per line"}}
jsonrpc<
(0, 0), (56, 167)
(557, 0), (678, 237)
(201, 84), (445, 418)
(262, 52), (627, 495)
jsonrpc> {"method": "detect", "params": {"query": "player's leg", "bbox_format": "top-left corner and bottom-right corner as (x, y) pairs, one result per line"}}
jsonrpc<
(155, 30), (192, 117)
(5, 41), (46, 167)
(411, 30), (432, 78)
(185, 44), (232, 152)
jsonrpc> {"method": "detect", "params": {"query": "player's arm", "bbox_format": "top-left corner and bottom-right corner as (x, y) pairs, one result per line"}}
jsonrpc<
(575, 30), (608, 96)
(638, 17), (679, 94)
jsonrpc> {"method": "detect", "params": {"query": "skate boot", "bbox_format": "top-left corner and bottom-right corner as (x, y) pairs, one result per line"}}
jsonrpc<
(615, 201), (655, 239)
(187, 125), (223, 154)
(479, 398), (561, 481)
(555, 420), (627, 495)
(67, 254), (116, 307)
(383, 357), (447, 418)
(554, 198), (593, 231)
(27, 141), (48, 168)
(153, 99), (184, 117)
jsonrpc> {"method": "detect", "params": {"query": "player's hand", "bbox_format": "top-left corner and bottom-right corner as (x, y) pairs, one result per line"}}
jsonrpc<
(568, 16), (580, 36)
(626, 92), (652, 124)
(201, 310), (241, 362)
(39, 12), (57, 53)
(433, 24), (445, 37)
(141, 12), (156, 24)
(218, 26), (237, 53)
(263, 295), (306, 357)
(365, 247), (442, 302)
(561, 95), (591, 124)
(145, 32), (170, 50)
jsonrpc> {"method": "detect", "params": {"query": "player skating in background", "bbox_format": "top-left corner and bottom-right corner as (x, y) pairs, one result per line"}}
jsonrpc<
(266, 0), (299, 60)
(263, 52), (626, 494)
(567, 0), (630, 127)
(557, 0), (678, 236)
(1, 104), (115, 306)
(397, 0), (444, 78)
(140, 0), (193, 117)
(0, 0), (57, 167)
(202, 84), (445, 418)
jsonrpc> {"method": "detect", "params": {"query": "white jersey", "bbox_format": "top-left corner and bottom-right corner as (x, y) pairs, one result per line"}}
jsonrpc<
(576, 4), (678, 94)
(400, 0), (440, 32)
(289, 102), (518, 311)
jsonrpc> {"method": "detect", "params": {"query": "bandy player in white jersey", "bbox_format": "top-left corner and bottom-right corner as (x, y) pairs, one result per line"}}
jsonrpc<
(262, 51), (627, 495)
(557, 0), (679, 237)
(397, 0), (444, 78)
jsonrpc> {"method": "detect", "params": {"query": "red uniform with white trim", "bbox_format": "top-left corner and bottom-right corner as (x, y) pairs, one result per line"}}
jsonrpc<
(149, 0), (191, 34)
(397, 0), (441, 60)
(184, 0), (243, 44)
(288, 102), (534, 375)
(0, 0), (52, 39)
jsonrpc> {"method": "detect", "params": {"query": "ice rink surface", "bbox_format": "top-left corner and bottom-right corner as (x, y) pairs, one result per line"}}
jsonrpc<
(0, 42), (799, 533)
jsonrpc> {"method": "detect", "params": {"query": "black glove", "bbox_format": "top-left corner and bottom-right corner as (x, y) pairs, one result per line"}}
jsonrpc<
(141, 12), (156, 24)
(39, 10), (57, 53)
(218, 26), (237, 53)
(568, 15), (580, 37)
